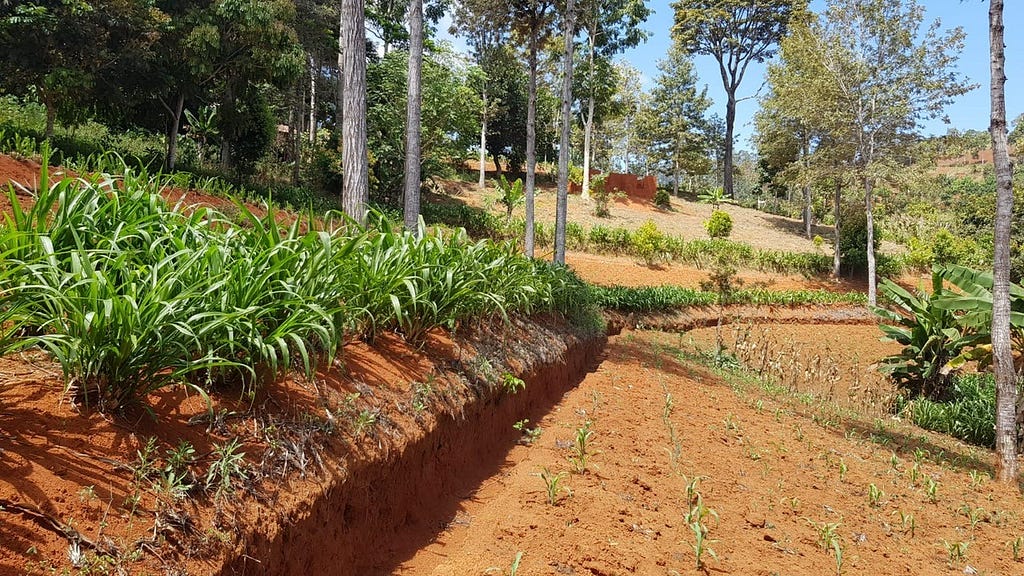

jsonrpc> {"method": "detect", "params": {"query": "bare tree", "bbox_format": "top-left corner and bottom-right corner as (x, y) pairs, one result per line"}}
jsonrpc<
(403, 0), (424, 231)
(341, 0), (370, 224)
(988, 0), (1018, 485)
(554, 0), (576, 265)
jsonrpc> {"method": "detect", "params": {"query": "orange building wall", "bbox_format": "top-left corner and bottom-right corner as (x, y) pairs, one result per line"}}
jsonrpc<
(570, 172), (658, 203)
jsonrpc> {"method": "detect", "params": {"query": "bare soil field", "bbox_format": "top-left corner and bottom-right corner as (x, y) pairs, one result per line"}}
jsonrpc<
(395, 330), (1023, 576)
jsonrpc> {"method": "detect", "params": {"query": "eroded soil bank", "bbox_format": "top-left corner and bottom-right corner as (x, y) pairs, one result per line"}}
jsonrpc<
(217, 318), (605, 575)
(0, 314), (604, 576)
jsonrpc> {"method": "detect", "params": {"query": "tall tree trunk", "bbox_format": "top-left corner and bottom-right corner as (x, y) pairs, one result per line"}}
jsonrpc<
(165, 93), (184, 172)
(336, 6), (345, 135)
(479, 88), (487, 190)
(43, 90), (55, 140)
(524, 25), (539, 258)
(581, 27), (596, 200)
(865, 177), (876, 306)
(672, 158), (680, 197)
(554, 0), (577, 265)
(291, 84), (302, 185)
(403, 0), (424, 232)
(723, 91), (736, 198)
(989, 0), (1018, 484)
(309, 55), (318, 144)
(833, 179), (842, 278)
(802, 139), (812, 238)
(220, 84), (234, 172)
(341, 0), (369, 224)
(803, 183), (812, 238)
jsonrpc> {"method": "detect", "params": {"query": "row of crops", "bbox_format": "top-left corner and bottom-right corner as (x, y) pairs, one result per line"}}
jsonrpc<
(0, 166), (597, 411)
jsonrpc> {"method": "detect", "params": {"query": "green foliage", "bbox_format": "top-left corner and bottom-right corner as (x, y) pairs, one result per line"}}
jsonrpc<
(0, 160), (598, 411)
(219, 87), (276, 174)
(900, 374), (999, 448)
(654, 188), (671, 209)
(367, 49), (482, 205)
(590, 174), (614, 217)
(495, 175), (525, 219)
(703, 209), (733, 239)
(874, 270), (967, 399)
(837, 204), (878, 274)
(594, 285), (865, 312)
(632, 220), (667, 266)
(423, 202), (834, 276)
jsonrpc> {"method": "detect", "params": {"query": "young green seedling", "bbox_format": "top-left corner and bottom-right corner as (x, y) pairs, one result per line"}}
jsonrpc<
(569, 421), (595, 474)
(536, 467), (570, 506)
(868, 483), (884, 508)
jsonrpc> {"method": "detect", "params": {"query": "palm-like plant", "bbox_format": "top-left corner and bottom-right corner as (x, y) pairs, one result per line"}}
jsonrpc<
(495, 175), (525, 220)
(874, 269), (971, 399)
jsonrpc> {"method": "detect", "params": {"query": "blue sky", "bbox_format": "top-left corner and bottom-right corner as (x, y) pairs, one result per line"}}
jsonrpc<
(618, 0), (1023, 151)
(442, 1), (1022, 153)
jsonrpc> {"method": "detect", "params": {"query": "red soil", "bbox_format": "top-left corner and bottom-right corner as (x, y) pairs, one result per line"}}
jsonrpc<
(395, 330), (1024, 576)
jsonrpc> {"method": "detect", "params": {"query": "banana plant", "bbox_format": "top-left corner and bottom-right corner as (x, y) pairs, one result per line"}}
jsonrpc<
(495, 175), (524, 220)
(873, 268), (972, 399)
(930, 265), (1024, 372)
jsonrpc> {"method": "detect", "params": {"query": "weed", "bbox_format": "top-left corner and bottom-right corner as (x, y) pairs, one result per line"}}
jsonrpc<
(537, 467), (570, 505)
(353, 409), (378, 437)
(411, 379), (434, 412)
(132, 437), (160, 484)
(77, 485), (97, 504)
(838, 459), (848, 483)
(205, 438), (247, 499)
(513, 419), (542, 445)
(501, 373), (526, 394)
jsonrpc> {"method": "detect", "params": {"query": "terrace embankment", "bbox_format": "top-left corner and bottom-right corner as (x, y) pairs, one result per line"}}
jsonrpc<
(214, 316), (606, 575)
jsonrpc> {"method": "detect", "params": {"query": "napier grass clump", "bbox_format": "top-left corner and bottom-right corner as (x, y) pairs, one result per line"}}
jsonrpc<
(0, 158), (598, 412)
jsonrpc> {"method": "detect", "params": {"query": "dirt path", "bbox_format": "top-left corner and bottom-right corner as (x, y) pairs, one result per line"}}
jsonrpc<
(393, 331), (1024, 576)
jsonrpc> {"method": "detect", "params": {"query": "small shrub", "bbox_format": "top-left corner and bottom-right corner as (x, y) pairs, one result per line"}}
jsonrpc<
(632, 221), (667, 266)
(591, 174), (612, 217)
(654, 188), (671, 209)
(495, 175), (525, 219)
(704, 210), (733, 239)
(837, 205), (879, 274)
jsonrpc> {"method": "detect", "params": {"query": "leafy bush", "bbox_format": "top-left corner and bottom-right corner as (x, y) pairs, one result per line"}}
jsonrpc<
(654, 188), (671, 209)
(591, 174), (612, 217)
(703, 210), (733, 239)
(837, 204), (878, 274)
(632, 221), (667, 266)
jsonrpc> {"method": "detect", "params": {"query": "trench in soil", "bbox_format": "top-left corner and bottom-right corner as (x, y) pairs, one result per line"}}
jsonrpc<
(219, 323), (607, 576)
(288, 324), (1024, 576)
